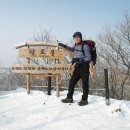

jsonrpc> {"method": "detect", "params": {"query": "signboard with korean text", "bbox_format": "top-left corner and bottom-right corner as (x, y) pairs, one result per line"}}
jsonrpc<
(11, 42), (74, 96)
(11, 64), (75, 74)
(19, 48), (65, 58)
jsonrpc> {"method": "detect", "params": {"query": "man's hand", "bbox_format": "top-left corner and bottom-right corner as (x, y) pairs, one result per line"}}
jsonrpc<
(72, 58), (90, 65)
(72, 58), (84, 65)
(58, 43), (66, 48)
(78, 59), (84, 64)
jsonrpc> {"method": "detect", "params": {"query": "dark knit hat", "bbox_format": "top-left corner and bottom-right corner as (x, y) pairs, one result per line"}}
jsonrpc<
(73, 32), (82, 40)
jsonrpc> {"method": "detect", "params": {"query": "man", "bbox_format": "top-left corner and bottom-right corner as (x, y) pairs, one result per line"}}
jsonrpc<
(58, 32), (91, 106)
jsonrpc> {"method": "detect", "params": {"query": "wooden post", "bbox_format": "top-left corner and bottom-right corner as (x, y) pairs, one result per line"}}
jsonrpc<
(48, 73), (51, 95)
(104, 69), (110, 106)
(55, 46), (60, 97)
(56, 74), (60, 97)
(26, 46), (30, 94)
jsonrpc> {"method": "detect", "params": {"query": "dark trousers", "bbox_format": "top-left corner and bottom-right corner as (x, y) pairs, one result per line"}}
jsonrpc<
(67, 62), (90, 100)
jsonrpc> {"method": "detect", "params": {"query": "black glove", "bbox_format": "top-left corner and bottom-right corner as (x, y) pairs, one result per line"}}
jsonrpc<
(72, 58), (84, 65)
(58, 43), (66, 48)
(79, 59), (85, 64)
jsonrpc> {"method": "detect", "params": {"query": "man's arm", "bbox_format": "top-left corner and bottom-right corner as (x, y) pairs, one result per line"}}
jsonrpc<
(58, 43), (74, 52)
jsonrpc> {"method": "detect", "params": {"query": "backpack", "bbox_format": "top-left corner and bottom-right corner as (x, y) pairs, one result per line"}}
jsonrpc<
(81, 40), (97, 65)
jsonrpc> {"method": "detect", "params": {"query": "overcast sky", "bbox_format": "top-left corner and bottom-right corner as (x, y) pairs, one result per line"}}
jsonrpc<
(0, 0), (130, 67)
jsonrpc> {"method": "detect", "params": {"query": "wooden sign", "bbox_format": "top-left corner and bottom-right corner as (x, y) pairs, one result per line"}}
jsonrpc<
(12, 42), (76, 96)
(19, 48), (65, 58)
(11, 64), (75, 74)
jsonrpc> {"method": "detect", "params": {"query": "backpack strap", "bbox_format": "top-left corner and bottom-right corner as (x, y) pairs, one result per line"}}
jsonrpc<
(81, 41), (86, 56)
(74, 42), (84, 53)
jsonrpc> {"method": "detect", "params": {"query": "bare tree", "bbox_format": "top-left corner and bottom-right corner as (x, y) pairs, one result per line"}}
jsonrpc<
(97, 13), (130, 99)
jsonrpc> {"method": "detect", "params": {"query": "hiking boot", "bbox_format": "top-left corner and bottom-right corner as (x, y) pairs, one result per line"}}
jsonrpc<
(61, 97), (73, 103)
(78, 99), (88, 106)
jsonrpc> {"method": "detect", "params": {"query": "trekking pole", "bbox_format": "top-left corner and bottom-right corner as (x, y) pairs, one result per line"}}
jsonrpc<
(89, 61), (94, 79)
(58, 63), (76, 85)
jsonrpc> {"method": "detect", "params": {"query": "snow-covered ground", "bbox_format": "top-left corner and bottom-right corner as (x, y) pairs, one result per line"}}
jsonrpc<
(0, 88), (130, 130)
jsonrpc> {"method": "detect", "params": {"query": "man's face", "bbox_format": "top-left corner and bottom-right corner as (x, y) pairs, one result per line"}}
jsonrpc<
(73, 36), (81, 44)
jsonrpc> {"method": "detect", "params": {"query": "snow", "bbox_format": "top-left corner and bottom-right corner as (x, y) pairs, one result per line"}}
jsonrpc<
(0, 88), (130, 130)
(15, 42), (58, 48)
